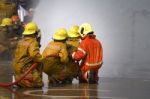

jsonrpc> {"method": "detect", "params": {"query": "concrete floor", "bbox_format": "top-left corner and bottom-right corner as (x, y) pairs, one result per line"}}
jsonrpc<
(0, 61), (150, 99)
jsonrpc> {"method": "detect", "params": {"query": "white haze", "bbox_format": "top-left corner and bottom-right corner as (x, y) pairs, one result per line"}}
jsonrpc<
(33, 0), (150, 78)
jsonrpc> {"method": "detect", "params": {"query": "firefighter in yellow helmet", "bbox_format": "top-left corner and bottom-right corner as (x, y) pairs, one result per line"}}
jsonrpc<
(65, 25), (81, 83)
(67, 25), (80, 52)
(1, 18), (12, 26)
(42, 28), (69, 85)
(0, 18), (17, 60)
(13, 22), (43, 88)
(0, 18), (13, 53)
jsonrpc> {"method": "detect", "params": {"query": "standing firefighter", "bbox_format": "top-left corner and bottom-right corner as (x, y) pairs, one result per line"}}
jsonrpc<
(42, 28), (69, 85)
(66, 25), (80, 83)
(13, 22), (43, 88)
(0, 18), (17, 60)
(71, 23), (103, 84)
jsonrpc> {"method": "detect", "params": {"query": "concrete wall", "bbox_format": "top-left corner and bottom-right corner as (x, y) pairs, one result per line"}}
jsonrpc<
(33, 0), (150, 78)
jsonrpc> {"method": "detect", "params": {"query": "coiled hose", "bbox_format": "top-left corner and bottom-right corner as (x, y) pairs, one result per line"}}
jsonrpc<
(0, 62), (39, 87)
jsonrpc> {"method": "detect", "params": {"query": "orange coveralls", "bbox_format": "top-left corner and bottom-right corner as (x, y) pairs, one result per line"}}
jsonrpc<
(72, 34), (103, 82)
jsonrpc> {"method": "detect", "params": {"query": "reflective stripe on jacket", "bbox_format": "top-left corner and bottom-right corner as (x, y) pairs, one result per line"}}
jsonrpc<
(72, 34), (103, 67)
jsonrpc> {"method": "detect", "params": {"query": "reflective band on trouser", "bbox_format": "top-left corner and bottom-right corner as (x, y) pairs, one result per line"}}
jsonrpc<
(78, 47), (86, 55)
(85, 61), (102, 66)
(72, 52), (75, 58)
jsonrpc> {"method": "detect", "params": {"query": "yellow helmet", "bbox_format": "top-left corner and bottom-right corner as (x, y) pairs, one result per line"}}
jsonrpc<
(68, 25), (80, 38)
(79, 23), (93, 38)
(1, 18), (12, 26)
(53, 28), (67, 40)
(23, 22), (38, 35)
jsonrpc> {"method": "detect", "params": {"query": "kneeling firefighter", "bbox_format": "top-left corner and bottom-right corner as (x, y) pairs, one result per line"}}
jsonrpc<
(42, 28), (69, 85)
(71, 23), (103, 84)
(65, 25), (81, 83)
(13, 22), (43, 88)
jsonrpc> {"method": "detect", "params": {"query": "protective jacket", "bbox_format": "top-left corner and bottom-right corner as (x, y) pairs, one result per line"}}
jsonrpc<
(13, 36), (43, 87)
(0, 26), (9, 51)
(42, 41), (69, 83)
(13, 36), (42, 71)
(0, 26), (16, 47)
(0, 25), (18, 59)
(72, 34), (103, 72)
(66, 37), (80, 79)
(43, 41), (69, 63)
(66, 37), (80, 53)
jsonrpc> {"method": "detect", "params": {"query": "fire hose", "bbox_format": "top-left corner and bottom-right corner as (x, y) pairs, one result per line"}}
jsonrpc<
(0, 62), (39, 87)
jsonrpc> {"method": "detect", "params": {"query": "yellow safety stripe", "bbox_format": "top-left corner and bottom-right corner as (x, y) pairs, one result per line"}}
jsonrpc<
(85, 61), (102, 66)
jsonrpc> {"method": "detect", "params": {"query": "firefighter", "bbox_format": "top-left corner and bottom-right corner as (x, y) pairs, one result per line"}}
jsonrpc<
(13, 22), (43, 88)
(42, 28), (69, 85)
(11, 15), (20, 24)
(0, 18), (17, 60)
(11, 15), (23, 37)
(71, 23), (103, 84)
(67, 25), (81, 52)
(65, 25), (81, 83)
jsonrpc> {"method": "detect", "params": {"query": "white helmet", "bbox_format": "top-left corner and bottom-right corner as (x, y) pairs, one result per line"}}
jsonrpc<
(79, 23), (93, 38)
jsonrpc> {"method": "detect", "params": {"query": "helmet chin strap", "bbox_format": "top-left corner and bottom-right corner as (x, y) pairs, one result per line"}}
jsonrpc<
(80, 27), (84, 37)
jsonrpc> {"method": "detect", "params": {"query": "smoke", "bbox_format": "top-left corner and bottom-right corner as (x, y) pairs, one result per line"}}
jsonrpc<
(33, 0), (150, 78)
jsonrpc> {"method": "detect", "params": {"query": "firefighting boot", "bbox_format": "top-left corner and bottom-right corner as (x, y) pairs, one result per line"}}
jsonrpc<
(87, 70), (97, 84)
(62, 77), (73, 84)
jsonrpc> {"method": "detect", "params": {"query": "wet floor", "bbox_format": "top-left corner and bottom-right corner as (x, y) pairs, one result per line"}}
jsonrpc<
(0, 61), (150, 99)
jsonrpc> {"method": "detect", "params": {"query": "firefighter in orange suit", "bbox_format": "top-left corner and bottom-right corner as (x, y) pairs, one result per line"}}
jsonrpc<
(71, 23), (103, 84)
(13, 22), (43, 88)
(42, 28), (69, 85)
